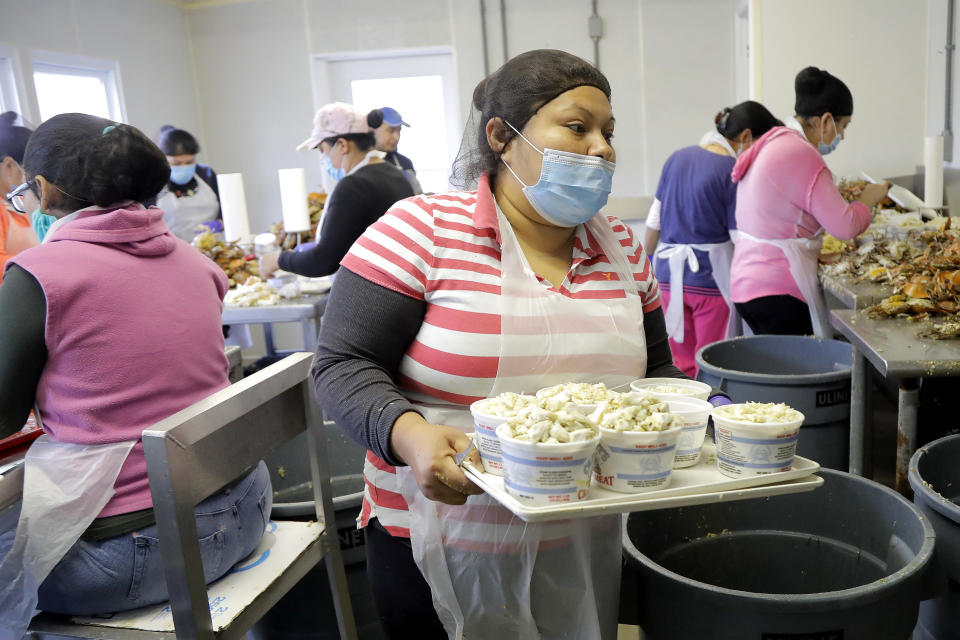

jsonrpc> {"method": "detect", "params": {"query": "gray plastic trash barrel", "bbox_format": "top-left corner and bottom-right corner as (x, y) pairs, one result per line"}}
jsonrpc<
(249, 474), (384, 640)
(910, 434), (960, 640)
(250, 421), (383, 639)
(622, 469), (936, 640)
(696, 335), (852, 470)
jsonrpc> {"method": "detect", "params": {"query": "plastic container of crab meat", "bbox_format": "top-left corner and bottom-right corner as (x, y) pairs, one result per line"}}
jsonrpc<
(711, 402), (805, 478)
(469, 393), (538, 475)
(629, 377), (712, 401)
(496, 407), (600, 506)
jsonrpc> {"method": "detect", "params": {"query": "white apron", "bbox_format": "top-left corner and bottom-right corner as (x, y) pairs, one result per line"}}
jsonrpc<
(698, 130), (738, 158)
(400, 209), (647, 640)
(157, 178), (220, 242)
(654, 240), (737, 343)
(0, 435), (135, 639)
(737, 229), (831, 337)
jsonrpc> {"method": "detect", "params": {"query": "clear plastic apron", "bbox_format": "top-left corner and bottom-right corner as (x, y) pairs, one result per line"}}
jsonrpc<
(736, 229), (831, 337)
(653, 240), (736, 343)
(157, 178), (220, 242)
(400, 209), (647, 639)
(0, 435), (135, 639)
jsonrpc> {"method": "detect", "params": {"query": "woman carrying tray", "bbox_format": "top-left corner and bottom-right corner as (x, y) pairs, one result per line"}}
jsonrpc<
(313, 49), (729, 639)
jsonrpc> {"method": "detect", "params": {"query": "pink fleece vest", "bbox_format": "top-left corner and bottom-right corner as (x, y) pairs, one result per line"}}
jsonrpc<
(11, 206), (230, 517)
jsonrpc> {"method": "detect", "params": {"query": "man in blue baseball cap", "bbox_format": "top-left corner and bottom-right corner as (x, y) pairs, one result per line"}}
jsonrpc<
(367, 107), (422, 194)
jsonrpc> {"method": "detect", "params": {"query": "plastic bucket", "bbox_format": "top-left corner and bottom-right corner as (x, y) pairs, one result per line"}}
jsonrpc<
(696, 335), (852, 470)
(664, 398), (712, 468)
(469, 401), (508, 475)
(594, 425), (681, 493)
(622, 468), (937, 640)
(711, 405), (804, 478)
(909, 434), (960, 640)
(629, 377), (711, 401)
(496, 425), (599, 505)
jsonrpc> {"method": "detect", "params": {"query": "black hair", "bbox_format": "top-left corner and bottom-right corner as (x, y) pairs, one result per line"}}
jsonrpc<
(0, 111), (32, 164)
(156, 125), (200, 156)
(715, 100), (782, 140)
(23, 113), (171, 209)
(452, 49), (611, 187)
(321, 132), (375, 153)
(367, 109), (384, 129)
(794, 66), (853, 118)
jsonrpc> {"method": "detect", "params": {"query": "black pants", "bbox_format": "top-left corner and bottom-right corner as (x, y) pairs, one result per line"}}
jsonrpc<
(735, 295), (814, 336)
(365, 518), (447, 639)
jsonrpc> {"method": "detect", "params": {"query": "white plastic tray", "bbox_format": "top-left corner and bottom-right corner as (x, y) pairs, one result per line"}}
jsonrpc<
(462, 441), (822, 523)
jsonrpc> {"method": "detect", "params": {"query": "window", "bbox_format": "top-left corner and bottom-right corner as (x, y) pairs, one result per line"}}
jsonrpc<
(350, 75), (449, 193)
(31, 51), (125, 122)
(317, 49), (461, 193)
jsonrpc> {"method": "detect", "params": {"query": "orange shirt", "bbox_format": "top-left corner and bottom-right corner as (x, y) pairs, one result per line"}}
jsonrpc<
(0, 204), (39, 283)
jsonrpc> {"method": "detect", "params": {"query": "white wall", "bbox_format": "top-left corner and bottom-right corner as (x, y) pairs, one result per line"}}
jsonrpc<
(0, 0), (201, 145)
(448, 0), (738, 217)
(187, 0), (452, 234)
(186, 0), (739, 228)
(187, 0), (315, 235)
(753, 0), (928, 180)
(640, 0), (738, 198)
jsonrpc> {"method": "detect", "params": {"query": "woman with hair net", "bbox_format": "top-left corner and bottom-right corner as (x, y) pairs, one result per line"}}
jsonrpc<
(312, 49), (729, 639)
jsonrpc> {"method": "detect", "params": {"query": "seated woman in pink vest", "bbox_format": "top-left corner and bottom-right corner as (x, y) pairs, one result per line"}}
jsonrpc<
(0, 113), (271, 621)
(729, 66), (890, 336)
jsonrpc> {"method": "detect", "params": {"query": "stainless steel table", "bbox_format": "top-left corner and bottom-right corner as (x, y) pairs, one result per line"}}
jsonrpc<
(831, 308), (960, 495)
(820, 273), (891, 310)
(222, 294), (328, 356)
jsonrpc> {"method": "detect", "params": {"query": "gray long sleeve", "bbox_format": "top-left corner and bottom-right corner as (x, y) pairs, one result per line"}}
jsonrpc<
(312, 268), (721, 466)
(313, 268), (425, 466)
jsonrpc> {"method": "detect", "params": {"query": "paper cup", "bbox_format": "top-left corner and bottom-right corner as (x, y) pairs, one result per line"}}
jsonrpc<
(629, 377), (712, 401)
(469, 400), (510, 475)
(593, 425), (681, 493)
(664, 398), (713, 468)
(711, 406), (805, 478)
(496, 424), (600, 506)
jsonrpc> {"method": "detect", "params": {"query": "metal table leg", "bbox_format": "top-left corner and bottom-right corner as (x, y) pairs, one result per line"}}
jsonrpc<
(263, 322), (277, 357)
(301, 317), (319, 354)
(848, 350), (870, 476)
(895, 377), (920, 497)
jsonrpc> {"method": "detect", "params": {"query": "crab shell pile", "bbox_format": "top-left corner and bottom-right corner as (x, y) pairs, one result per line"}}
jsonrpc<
(192, 230), (260, 288)
(819, 180), (960, 338)
(864, 232), (960, 338)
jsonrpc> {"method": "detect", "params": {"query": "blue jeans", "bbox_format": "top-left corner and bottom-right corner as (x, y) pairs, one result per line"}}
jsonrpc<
(36, 460), (272, 616)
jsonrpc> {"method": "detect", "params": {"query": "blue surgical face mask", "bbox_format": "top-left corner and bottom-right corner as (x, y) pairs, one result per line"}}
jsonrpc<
(817, 117), (842, 156)
(500, 121), (615, 227)
(170, 163), (197, 185)
(321, 154), (345, 182)
(31, 208), (55, 241)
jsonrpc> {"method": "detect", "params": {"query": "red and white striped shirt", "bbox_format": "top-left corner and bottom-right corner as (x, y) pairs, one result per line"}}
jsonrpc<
(341, 174), (661, 537)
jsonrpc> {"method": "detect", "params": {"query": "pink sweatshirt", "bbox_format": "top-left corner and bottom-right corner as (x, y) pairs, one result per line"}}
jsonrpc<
(729, 126), (870, 303)
(10, 204), (230, 517)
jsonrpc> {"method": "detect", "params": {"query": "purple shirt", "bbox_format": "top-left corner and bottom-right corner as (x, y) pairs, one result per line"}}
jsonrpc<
(653, 146), (737, 292)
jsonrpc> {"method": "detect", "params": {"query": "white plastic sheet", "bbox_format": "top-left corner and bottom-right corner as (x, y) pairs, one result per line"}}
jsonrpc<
(0, 436), (134, 639)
